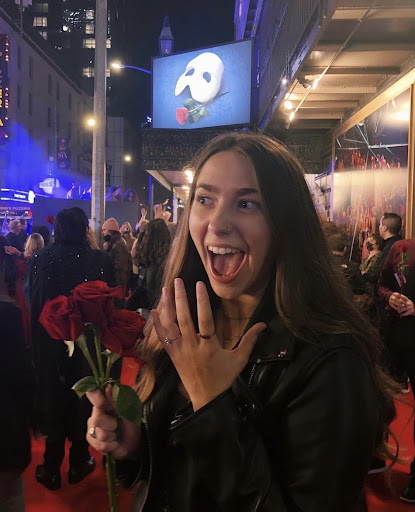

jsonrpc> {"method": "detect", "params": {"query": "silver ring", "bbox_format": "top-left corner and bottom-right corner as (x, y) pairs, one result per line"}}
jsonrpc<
(164, 332), (182, 345)
(200, 332), (215, 339)
(88, 426), (97, 439)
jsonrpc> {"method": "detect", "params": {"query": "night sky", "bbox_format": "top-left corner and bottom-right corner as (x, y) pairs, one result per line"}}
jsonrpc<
(110, 0), (235, 126)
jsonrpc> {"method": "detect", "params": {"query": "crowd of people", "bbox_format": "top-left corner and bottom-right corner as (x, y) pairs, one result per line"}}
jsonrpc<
(0, 201), (173, 508)
(1, 132), (415, 512)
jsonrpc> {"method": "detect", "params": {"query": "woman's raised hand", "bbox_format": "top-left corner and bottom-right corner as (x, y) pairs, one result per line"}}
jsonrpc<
(86, 387), (141, 460)
(151, 279), (266, 412)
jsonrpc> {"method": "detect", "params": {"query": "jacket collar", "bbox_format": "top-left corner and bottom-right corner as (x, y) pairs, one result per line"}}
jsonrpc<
(243, 281), (295, 363)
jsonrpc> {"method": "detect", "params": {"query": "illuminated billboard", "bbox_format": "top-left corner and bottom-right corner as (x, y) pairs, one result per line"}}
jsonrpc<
(152, 39), (253, 129)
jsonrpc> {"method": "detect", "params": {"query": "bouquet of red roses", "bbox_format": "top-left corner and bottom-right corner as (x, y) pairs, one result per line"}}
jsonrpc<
(39, 280), (146, 512)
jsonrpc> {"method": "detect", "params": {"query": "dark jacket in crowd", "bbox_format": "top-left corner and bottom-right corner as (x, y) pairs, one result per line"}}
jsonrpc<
(117, 291), (382, 512)
(5, 232), (24, 253)
(105, 232), (130, 288)
(335, 255), (366, 296)
(17, 229), (28, 248)
(377, 234), (402, 279)
(0, 300), (35, 472)
(28, 243), (116, 435)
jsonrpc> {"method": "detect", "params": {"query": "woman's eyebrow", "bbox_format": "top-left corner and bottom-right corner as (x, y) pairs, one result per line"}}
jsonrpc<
(195, 184), (259, 195)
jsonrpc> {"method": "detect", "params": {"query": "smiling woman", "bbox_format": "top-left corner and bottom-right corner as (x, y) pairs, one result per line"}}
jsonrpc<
(86, 132), (400, 512)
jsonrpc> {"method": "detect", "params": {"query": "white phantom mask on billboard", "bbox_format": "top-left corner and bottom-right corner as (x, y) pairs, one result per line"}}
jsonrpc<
(175, 52), (224, 104)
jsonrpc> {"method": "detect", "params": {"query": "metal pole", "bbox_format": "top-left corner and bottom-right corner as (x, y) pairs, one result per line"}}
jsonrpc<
(91, 0), (107, 241)
(20, 0), (23, 37)
(172, 193), (178, 223)
(406, 83), (415, 238)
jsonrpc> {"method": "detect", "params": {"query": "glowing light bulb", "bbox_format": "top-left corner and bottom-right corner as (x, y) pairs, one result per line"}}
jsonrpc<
(284, 100), (293, 110)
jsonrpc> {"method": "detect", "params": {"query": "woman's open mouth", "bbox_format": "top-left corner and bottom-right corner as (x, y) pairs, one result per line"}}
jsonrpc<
(207, 245), (246, 283)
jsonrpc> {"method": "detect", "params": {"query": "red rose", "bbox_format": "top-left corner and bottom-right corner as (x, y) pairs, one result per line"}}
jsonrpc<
(72, 281), (124, 325)
(39, 296), (84, 341)
(101, 310), (146, 362)
(176, 107), (189, 125)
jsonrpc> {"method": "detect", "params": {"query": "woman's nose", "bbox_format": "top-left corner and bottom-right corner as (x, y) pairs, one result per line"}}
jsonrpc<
(208, 204), (233, 235)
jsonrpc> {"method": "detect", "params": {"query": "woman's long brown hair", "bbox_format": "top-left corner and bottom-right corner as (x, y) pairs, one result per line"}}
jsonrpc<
(136, 131), (401, 465)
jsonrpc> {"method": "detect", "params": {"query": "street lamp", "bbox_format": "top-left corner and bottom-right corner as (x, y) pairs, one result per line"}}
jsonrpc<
(158, 16), (174, 56)
(124, 154), (132, 162)
(85, 117), (96, 128)
(111, 61), (152, 75)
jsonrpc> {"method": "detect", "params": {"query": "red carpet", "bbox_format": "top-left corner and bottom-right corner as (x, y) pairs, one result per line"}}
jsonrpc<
(365, 389), (415, 511)
(23, 388), (414, 512)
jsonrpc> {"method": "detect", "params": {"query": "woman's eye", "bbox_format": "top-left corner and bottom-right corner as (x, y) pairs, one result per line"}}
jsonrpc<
(239, 199), (259, 209)
(196, 195), (213, 205)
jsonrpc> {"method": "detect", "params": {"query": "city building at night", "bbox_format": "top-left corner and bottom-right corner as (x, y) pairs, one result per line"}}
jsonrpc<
(0, 0), (93, 215)
(27, 0), (128, 96)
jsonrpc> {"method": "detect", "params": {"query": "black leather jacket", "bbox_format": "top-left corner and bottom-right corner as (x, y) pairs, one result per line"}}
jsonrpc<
(118, 305), (381, 512)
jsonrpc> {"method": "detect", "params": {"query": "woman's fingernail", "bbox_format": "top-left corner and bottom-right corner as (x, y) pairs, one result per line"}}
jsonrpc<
(196, 281), (205, 292)
(174, 278), (183, 288)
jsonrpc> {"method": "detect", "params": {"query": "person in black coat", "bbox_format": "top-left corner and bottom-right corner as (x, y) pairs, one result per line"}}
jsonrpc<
(28, 207), (116, 491)
(86, 133), (398, 512)
(0, 297), (34, 510)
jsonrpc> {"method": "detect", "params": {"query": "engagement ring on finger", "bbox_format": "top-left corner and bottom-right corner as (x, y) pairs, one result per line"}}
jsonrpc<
(88, 426), (97, 439)
(164, 332), (182, 345)
(200, 332), (215, 339)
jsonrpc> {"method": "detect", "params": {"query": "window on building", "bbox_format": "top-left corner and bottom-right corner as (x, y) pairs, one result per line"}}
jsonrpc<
(68, 93), (72, 111)
(29, 56), (33, 78)
(85, 23), (94, 34)
(106, 67), (110, 77)
(82, 67), (94, 77)
(83, 38), (95, 49)
(34, 3), (48, 13)
(106, 38), (111, 48)
(47, 107), (52, 127)
(39, 31), (47, 40)
(28, 93), (33, 115)
(48, 74), (52, 94)
(56, 82), (60, 100)
(17, 85), (21, 109)
(85, 9), (94, 20)
(33, 16), (47, 27)
(17, 46), (21, 70)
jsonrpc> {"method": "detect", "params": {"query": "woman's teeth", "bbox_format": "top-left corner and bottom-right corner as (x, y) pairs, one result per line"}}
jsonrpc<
(208, 246), (241, 255)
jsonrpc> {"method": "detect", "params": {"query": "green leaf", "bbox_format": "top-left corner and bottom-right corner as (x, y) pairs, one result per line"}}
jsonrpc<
(183, 98), (195, 108)
(72, 376), (99, 398)
(113, 382), (143, 426)
(192, 111), (201, 123)
(200, 107), (208, 116)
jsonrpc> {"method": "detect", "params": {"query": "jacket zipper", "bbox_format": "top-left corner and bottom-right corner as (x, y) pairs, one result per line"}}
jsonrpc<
(248, 363), (257, 388)
(141, 403), (153, 506)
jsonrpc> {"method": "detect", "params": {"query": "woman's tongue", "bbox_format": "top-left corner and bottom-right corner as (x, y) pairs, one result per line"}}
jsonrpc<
(211, 252), (244, 277)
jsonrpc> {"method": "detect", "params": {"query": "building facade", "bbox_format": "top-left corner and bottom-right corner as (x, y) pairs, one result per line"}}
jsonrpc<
(235, 0), (415, 236)
(0, 0), (93, 199)
(27, 0), (128, 96)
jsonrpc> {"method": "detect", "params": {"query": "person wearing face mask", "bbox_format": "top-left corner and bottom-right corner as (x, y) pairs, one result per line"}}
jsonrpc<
(85, 133), (399, 512)
(359, 234), (384, 319)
